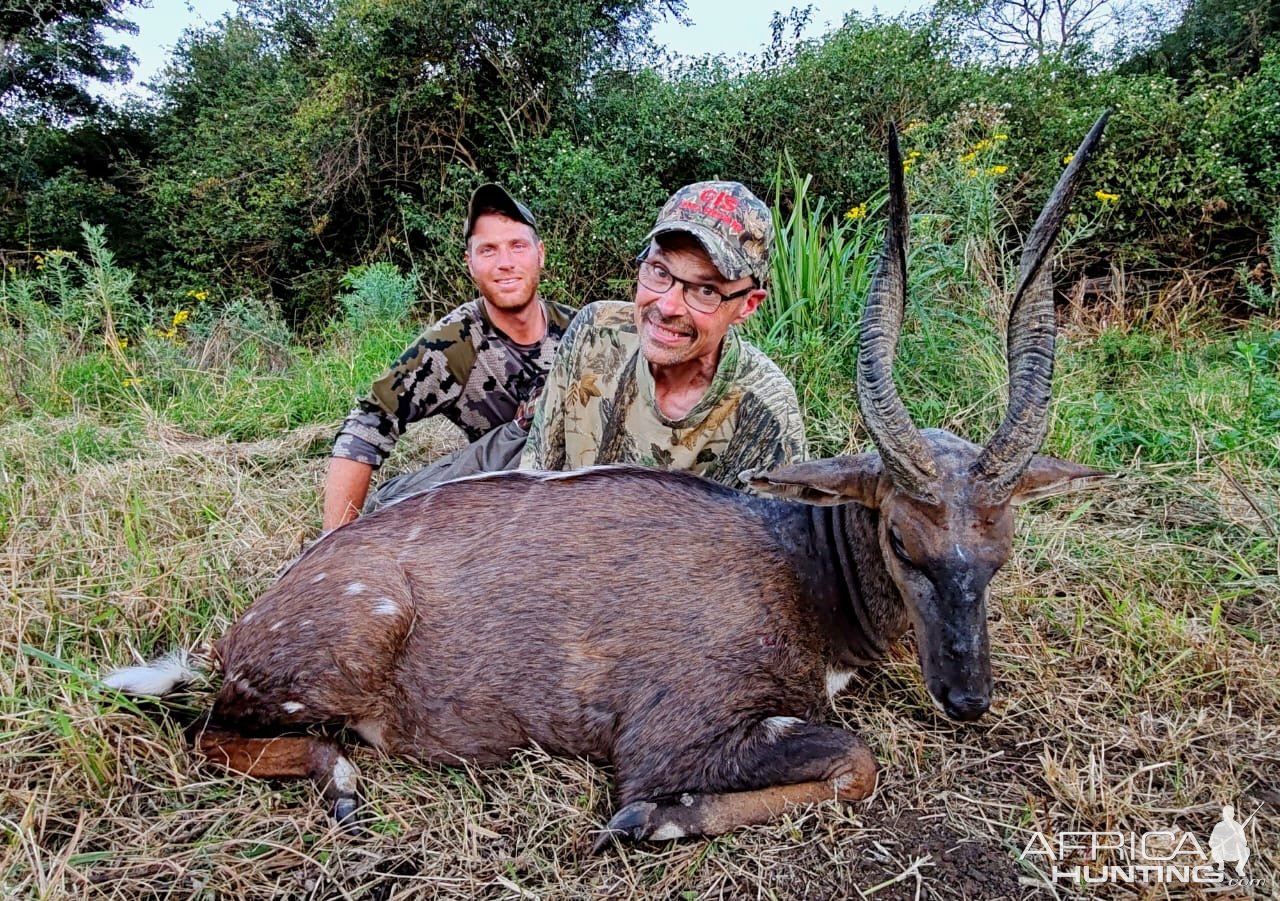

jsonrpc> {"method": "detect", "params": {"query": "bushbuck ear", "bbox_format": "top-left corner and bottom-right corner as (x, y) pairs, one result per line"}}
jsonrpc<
(742, 453), (885, 507)
(1010, 456), (1111, 506)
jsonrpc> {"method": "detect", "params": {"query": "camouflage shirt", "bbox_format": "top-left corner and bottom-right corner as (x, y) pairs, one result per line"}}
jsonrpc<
(333, 298), (576, 468)
(520, 301), (807, 490)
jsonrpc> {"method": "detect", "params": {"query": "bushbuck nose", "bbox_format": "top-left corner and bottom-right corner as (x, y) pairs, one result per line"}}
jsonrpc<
(942, 688), (990, 721)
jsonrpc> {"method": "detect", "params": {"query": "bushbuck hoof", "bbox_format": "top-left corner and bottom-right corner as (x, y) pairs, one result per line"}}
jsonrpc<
(332, 797), (361, 831)
(591, 801), (657, 853)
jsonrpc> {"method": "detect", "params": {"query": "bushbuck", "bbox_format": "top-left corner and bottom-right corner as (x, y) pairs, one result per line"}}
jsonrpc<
(106, 113), (1111, 850)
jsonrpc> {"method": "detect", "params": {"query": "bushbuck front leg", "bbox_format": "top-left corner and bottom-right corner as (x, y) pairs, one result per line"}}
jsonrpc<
(195, 729), (361, 826)
(594, 721), (876, 852)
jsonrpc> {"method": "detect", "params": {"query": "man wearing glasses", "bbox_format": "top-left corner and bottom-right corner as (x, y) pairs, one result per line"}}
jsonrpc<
(520, 181), (806, 489)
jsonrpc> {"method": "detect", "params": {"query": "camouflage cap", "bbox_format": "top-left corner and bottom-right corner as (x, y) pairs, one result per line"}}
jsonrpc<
(641, 181), (772, 284)
(464, 183), (537, 241)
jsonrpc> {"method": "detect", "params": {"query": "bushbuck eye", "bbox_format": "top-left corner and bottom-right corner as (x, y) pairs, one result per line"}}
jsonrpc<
(888, 525), (910, 563)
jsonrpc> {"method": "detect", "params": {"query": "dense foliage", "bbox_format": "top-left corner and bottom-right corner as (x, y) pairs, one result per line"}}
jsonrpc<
(2, 0), (1278, 325)
(0, 0), (142, 120)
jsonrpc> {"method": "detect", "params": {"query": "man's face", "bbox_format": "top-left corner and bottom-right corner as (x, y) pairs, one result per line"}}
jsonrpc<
(465, 213), (544, 312)
(633, 237), (764, 372)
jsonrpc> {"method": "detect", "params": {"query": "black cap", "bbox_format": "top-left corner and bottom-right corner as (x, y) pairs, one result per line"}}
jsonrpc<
(464, 183), (537, 240)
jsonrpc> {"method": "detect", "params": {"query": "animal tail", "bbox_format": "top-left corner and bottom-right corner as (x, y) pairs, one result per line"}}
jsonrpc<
(102, 649), (206, 697)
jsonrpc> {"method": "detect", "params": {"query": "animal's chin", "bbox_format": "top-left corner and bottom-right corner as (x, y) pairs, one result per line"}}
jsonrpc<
(927, 683), (991, 722)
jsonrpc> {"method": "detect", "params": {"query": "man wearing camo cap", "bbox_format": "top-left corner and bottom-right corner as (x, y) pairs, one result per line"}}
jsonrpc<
(520, 181), (806, 489)
(323, 184), (575, 531)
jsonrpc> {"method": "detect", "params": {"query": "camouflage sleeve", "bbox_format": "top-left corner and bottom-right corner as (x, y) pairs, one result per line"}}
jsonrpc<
(717, 368), (808, 492)
(331, 312), (474, 468)
(519, 304), (596, 472)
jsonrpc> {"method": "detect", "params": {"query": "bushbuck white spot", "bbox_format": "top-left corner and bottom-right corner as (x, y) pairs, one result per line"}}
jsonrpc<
(282, 701), (304, 714)
(649, 823), (687, 840)
(270, 620), (285, 632)
(925, 689), (949, 716)
(763, 716), (803, 739)
(344, 582), (366, 596)
(241, 611), (256, 624)
(373, 598), (399, 616)
(826, 669), (855, 700)
(331, 756), (359, 795)
(310, 572), (328, 584)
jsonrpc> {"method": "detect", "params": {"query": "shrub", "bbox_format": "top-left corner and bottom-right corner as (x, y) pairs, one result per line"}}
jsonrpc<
(336, 262), (417, 331)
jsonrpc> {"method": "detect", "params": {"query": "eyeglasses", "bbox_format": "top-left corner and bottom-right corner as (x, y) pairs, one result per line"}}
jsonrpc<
(636, 260), (756, 314)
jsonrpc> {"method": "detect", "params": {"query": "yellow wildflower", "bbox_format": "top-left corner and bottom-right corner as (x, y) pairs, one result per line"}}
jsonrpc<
(988, 165), (1009, 175)
(907, 149), (922, 160)
(122, 378), (143, 388)
(172, 309), (191, 327)
(187, 289), (209, 302)
(117, 338), (128, 350)
(158, 326), (177, 339)
(966, 169), (979, 178)
(960, 151), (977, 164)
(903, 120), (925, 133)
(844, 203), (868, 221)
(903, 162), (913, 175)
(994, 133), (1009, 141)
(1095, 190), (1119, 204)
(1062, 153), (1074, 165)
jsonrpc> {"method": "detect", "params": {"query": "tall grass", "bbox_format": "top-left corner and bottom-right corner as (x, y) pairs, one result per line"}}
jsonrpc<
(741, 159), (883, 451)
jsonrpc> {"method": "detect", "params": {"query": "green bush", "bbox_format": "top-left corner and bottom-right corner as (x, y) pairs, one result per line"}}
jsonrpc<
(336, 262), (416, 330)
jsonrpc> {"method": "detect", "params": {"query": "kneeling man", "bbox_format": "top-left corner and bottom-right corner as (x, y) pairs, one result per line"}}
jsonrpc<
(521, 181), (806, 488)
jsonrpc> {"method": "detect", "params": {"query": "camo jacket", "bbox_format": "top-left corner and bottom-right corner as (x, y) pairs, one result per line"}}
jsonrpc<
(333, 298), (576, 468)
(520, 301), (807, 490)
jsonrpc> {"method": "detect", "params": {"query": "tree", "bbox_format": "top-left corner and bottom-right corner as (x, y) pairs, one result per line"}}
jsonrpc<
(932, 0), (1124, 63)
(141, 0), (679, 315)
(1123, 0), (1280, 78)
(0, 0), (142, 121)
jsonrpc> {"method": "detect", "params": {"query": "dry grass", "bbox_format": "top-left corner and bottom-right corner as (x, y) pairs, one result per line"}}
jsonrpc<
(2, 409), (1277, 900)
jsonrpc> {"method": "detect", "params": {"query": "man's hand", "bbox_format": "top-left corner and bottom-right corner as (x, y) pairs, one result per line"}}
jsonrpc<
(322, 458), (374, 533)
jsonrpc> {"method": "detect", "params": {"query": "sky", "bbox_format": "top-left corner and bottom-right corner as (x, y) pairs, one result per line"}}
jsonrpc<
(108, 0), (925, 99)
